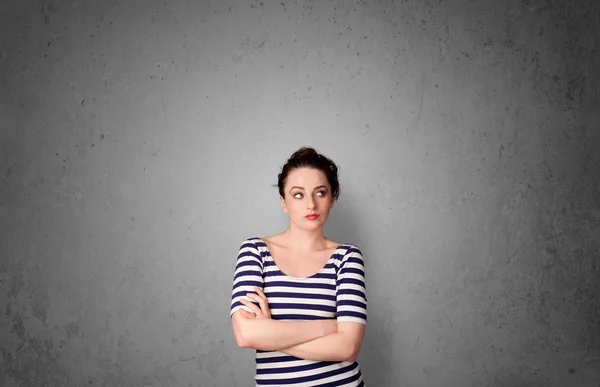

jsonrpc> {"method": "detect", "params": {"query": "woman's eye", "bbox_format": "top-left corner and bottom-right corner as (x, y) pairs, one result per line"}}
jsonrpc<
(293, 191), (326, 199)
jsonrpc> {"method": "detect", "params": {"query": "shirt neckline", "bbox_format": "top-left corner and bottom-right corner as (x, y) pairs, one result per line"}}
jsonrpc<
(257, 238), (346, 279)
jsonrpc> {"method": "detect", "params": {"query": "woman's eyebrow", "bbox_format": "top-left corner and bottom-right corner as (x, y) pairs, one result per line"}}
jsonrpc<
(289, 185), (328, 192)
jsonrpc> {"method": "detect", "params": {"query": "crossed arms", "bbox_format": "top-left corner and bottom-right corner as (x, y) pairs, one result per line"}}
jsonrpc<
(231, 287), (366, 363)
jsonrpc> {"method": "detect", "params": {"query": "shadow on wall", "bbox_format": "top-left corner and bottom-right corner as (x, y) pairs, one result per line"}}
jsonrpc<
(325, 197), (396, 387)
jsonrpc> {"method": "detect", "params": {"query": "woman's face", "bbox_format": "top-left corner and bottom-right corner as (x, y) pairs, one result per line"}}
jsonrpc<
(280, 167), (334, 230)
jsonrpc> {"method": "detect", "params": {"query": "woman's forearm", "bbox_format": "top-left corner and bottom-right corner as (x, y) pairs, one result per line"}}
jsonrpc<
(279, 332), (357, 362)
(234, 316), (338, 351)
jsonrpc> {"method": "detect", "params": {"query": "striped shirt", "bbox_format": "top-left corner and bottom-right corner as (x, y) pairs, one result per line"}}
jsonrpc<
(230, 237), (367, 386)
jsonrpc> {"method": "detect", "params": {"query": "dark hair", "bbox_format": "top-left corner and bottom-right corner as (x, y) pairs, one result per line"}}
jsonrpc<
(276, 147), (340, 200)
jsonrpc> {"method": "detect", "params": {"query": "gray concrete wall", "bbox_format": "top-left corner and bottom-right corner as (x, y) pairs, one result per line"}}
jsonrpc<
(1, 0), (599, 386)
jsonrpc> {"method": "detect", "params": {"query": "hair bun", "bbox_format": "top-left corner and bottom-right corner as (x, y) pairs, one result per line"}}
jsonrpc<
(290, 147), (319, 161)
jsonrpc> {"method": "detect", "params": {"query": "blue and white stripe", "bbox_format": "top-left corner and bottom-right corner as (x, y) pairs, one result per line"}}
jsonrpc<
(231, 237), (367, 386)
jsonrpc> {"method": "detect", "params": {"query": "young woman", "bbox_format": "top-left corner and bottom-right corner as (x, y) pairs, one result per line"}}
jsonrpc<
(229, 147), (367, 386)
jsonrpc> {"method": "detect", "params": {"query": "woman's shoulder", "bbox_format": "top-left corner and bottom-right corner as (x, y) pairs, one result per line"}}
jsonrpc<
(260, 233), (286, 245)
(329, 240), (362, 263)
(330, 239), (360, 252)
(256, 233), (290, 252)
(238, 236), (265, 249)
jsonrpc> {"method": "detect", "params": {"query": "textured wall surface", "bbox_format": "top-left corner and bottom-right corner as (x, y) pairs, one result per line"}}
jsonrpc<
(1, 0), (599, 386)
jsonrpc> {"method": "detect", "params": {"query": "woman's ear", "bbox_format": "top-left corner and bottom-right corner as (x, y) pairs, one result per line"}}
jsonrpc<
(280, 195), (288, 213)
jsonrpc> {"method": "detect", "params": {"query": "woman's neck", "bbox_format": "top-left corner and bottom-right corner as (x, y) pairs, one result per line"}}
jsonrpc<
(283, 226), (327, 252)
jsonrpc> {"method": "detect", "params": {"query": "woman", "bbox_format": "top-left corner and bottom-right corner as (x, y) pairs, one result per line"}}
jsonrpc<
(229, 147), (367, 386)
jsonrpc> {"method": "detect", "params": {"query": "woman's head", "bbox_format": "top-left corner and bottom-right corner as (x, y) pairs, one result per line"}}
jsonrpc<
(277, 147), (340, 230)
(277, 147), (340, 200)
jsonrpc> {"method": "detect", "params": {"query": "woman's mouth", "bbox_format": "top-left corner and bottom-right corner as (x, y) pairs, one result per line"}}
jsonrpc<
(305, 214), (320, 220)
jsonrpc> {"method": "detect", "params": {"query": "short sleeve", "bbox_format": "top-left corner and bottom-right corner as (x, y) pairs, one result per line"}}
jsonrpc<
(336, 246), (367, 324)
(230, 239), (264, 316)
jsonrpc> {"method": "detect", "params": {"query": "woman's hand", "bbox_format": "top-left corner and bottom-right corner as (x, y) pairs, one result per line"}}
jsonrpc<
(239, 286), (271, 319)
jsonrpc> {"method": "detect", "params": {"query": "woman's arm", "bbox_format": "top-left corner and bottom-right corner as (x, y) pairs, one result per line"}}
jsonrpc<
(278, 321), (365, 362)
(231, 311), (338, 351)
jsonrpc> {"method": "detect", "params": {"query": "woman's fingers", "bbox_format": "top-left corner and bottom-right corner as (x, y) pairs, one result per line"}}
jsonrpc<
(245, 293), (266, 307)
(242, 289), (271, 319)
(245, 293), (261, 302)
(249, 288), (271, 318)
(255, 287), (270, 305)
(250, 287), (268, 304)
(254, 286), (266, 298)
(246, 293), (270, 315)
(240, 298), (263, 316)
(239, 309), (256, 319)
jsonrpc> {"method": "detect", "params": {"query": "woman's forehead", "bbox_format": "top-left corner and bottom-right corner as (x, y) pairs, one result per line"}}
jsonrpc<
(286, 167), (329, 186)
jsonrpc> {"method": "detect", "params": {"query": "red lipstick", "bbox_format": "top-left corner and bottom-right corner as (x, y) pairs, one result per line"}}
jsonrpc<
(305, 214), (320, 220)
